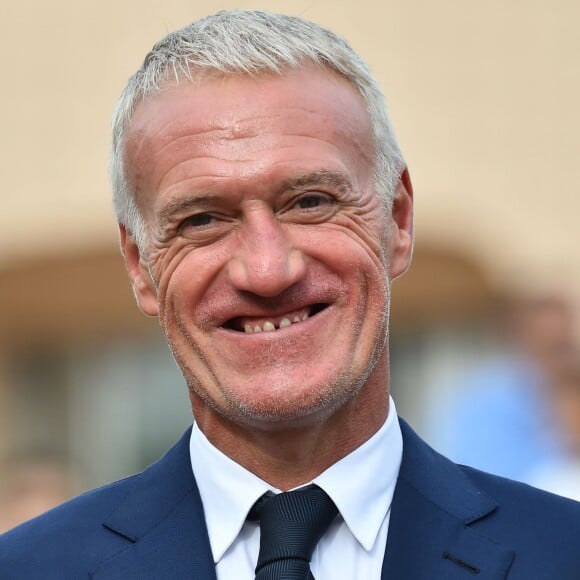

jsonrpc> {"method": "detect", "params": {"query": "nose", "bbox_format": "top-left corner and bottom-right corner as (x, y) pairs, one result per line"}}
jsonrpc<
(227, 209), (306, 297)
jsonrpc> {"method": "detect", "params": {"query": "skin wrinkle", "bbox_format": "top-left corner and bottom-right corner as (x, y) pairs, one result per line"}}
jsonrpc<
(212, 277), (343, 330)
(157, 194), (225, 231)
(122, 68), (413, 488)
(113, 46), (405, 243)
(151, 191), (372, 274)
(156, 169), (354, 233)
(126, 85), (372, 217)
(149, 121), (358, 161)
(159, 188), (376, 256)
(178, 312), (337, 426)
(154, 146), (360, 191)
(154, 134), (363, 205)
(150, 185), (390, 358)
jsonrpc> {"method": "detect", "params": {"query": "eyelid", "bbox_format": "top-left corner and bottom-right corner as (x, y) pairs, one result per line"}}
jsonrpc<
(175, 211), (237, 245)
(296, 191), (337, 206)
(177, 212), (217, 232)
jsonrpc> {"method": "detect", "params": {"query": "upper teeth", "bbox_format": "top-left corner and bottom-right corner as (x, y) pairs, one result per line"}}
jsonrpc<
(243, 310), (310, 333)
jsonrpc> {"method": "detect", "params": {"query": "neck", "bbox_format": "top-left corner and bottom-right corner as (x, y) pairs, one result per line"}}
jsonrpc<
(191, 365), (390, 490)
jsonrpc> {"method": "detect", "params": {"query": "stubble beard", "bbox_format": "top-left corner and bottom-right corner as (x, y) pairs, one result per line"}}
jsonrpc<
(162, 295), (391, 432)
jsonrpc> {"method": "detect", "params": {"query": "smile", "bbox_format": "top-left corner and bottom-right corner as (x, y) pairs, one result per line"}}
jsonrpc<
(223, 304), (329, 333)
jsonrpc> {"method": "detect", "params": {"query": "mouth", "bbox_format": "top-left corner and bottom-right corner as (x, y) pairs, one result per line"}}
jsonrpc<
(222, 303), (329, 334)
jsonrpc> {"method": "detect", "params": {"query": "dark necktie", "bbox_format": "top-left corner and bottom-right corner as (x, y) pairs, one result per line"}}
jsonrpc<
(249, 484), (338, 580)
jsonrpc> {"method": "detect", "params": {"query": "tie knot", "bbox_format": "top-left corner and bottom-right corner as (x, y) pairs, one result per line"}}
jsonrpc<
(250, 485), (338, 579)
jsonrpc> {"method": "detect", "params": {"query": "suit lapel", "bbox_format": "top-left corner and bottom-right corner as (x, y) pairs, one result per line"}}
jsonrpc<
(87, 419), (517, 579)
(90, 428), (216, 580)
(382, 420), (515, 580)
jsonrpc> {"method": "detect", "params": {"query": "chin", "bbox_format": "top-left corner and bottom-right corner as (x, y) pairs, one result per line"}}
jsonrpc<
(210, 369), (366, 430)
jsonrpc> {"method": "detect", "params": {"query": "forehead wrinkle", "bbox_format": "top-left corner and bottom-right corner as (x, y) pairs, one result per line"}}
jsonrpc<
(224, 108), (323, 138)
(152, 106), (336, 155)
(149, 111), (287, 159)
(153, 129), (299, 186)
(129, 125), (244, 188)
(133, 109), (368, 196)
(156, 138), (347, 196)
(155, 125), (234, 158)
(156, 157), (268, 210)
(156, 155), (228, 196)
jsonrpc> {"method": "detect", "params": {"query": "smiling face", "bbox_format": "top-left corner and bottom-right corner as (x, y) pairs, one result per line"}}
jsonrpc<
(122, 67), (413, 438)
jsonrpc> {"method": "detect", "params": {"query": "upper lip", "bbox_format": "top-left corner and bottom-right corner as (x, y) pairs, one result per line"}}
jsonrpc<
(199, 279), (343, 330)
(210, 292), (338, 331)
(223, 303), (327, 331)
(222, 301), (321, 325)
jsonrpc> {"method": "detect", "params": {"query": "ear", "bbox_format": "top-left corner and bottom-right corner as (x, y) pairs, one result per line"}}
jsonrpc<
(119, 225), (159, 317)
(389, 167), (414, 280)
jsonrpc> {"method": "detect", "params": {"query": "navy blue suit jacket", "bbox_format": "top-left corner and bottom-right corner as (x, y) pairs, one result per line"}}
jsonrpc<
(1, 419), (579, 579)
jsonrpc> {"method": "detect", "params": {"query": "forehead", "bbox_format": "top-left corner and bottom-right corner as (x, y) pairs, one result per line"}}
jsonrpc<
(123, 66), (374, 203)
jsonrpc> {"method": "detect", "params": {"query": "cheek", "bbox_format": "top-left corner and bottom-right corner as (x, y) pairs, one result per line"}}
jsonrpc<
(146, 246), (197, 322)
(302, 223), (389, 287)
(351, 217), (390, 270)
(155, 243), (230, 324)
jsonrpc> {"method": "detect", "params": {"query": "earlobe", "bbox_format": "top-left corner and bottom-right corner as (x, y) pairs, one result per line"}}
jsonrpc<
(119, 225), (160, 317)
(389, 167), (414, 280)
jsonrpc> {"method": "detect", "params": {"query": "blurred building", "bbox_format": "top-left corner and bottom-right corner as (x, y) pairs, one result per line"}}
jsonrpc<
(1, 1), (579, 517)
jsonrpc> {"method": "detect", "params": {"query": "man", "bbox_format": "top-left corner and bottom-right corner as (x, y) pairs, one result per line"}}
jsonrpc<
(0, 9), (578, 579)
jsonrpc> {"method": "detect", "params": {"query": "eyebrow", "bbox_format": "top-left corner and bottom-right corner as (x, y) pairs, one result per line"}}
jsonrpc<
(279, 170), (353, 195)
(156, 170), (354, 228)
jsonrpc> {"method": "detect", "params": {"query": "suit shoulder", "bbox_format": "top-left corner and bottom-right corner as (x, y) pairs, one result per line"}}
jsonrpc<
(0, 429), (193, 579)
(462, 462), (580, 517)
(0, 474), (139, 580)
(461, 464), (580, 574)
(398, 419), (580, 577)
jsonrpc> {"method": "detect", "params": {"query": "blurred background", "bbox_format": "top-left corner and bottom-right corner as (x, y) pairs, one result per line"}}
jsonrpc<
(1, 0), (579, 531)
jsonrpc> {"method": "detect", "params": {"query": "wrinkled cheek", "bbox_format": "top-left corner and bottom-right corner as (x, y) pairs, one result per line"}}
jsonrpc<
(356, 273), (390, 351)
(158, 274), (208, 357)
(162, 303), (211, 388)
(155, 263), (192, 325)
(149, 244), (197, 314)
(160, 287), (193, 345)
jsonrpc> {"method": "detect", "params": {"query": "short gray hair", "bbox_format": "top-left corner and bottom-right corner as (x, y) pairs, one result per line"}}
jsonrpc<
(110, 9), (405, 248)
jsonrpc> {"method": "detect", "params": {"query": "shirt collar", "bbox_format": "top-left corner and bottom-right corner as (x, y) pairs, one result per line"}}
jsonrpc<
(189, 424), (275, 563)
(313, 397), (402, 551)
(190, 397), (402, 562)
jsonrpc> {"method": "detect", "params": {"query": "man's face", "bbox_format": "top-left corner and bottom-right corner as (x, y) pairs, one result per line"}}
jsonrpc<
(122, 67), (412, 432)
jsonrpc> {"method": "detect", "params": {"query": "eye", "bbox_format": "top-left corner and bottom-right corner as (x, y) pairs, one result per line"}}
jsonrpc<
(179, 213), (214, 230)
(282, 192), (338, 225)
(295, 193), (335, 209)
(175, 210), (235, 245)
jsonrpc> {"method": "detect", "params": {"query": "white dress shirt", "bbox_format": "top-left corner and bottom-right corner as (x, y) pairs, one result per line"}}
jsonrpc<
(189, 397), (403, 579)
